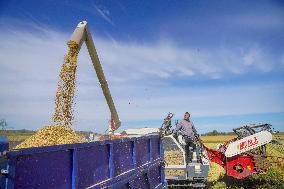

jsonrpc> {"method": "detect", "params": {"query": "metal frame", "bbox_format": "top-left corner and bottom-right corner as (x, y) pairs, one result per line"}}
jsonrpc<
(163, 135), (209, 183)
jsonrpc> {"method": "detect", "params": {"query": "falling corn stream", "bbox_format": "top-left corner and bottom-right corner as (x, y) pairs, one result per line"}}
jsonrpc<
(53, 41), (79, 127)
(15, 41), (87, 149)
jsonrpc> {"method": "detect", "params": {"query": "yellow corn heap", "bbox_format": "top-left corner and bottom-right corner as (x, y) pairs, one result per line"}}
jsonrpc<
(53, 41), (79, 127)
(164, 151), (225, 180)
(15, 125), (87, 149)
(164, 150), (184, 165)
(164, 150), (185, 177)
(15, 41), (87, 149)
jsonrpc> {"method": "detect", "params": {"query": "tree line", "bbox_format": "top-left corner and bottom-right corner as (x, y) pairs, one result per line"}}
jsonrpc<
(201, 129), (235, 136)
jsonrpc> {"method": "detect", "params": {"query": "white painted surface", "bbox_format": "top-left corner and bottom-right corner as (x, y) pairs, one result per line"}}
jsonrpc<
(225, 131), (272, 157)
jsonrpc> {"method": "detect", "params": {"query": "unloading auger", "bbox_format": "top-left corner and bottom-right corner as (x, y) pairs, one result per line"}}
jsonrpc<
(69, 21), (121, 133)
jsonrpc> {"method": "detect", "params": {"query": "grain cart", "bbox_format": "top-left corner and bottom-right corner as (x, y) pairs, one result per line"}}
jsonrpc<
(0, 21), (167, 189)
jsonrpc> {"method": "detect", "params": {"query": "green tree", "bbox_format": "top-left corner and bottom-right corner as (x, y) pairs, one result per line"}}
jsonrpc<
(212, 130), (219, 136)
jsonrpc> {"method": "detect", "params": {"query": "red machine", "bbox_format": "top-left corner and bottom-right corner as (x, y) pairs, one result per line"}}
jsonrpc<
(203, 124), (284, 179)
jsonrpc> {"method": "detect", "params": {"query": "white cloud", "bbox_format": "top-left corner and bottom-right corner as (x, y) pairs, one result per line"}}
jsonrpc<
(0, 24), (283, 132)
(242, 45), (274, 72)
(93, 40), (281, 82)
(92, 4), (114, 26)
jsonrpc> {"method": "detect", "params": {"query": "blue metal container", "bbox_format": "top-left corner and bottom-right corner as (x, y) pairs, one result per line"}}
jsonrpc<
(0, 136), (9, 189)
(0, 135), (166, 189)
(0, 136), (8, 153)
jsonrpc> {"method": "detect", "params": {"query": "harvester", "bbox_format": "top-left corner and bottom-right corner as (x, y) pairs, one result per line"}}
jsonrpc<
(160, 113), (284, 187)
(0, 21), (283, 189)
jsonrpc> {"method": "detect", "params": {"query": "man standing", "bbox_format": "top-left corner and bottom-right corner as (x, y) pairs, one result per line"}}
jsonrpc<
(173, 112), (198, 164)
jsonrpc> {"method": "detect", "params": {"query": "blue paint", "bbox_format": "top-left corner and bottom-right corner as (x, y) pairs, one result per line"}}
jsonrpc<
(160, 138), (165, 183)
(108, 143), (114, 178)
(131, 141), (137, 167)
(149, 138), (153, 161)
(71, 149), (78, 189)
(0, 136), (8, 153)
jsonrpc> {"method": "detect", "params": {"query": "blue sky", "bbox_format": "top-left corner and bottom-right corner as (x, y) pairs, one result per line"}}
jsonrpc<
(0, 0), (283, 133)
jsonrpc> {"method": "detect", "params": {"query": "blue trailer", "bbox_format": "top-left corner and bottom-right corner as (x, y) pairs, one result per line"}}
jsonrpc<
(0, 137), (8, 154)
(0, 135), (166, 189)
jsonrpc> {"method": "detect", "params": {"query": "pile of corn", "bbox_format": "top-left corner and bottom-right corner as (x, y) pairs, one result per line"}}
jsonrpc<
(15, 41), (87, 149)
(164, 150), (185, 176)
(164, 150), (184, 164)
(15, 125), (87, 149)
(164, 150), (225, 180)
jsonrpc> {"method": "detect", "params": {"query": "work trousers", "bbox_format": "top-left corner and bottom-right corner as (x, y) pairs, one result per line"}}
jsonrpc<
(184, 137), (196, 163)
